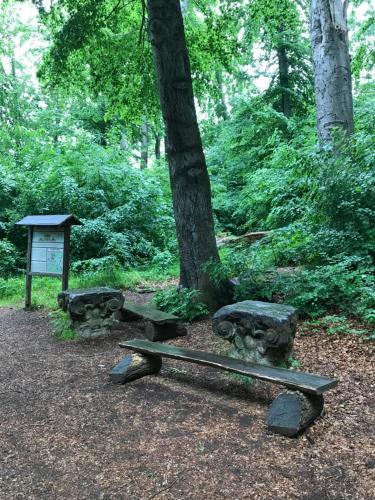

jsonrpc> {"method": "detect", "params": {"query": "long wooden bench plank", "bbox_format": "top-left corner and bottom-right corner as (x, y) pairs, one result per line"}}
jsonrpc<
(119, 339), (337, 395)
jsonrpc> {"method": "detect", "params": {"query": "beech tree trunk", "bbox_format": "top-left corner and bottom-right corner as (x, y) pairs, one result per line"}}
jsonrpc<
(277, 44), (291, 118)
(147, 0), (221, 306)
(310, 0), (354, 142)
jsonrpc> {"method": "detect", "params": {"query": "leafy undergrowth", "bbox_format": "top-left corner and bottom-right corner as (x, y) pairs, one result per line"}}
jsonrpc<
(49, 310), (76, 341)
(299, 314), (374, 341)
(153, 286), (210, 321)
(0, 262), (179, 309)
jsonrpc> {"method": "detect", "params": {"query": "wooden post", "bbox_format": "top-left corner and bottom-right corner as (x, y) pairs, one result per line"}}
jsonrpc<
(25, 226), (33, 309)
(62, 225), (71, 291)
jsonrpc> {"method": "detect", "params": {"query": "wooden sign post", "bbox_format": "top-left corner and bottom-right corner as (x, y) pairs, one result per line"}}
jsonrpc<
(16, 215), (82, 309)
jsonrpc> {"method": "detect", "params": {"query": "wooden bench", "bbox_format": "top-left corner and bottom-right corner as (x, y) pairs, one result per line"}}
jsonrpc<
(110, 339), (338, 437)
(117, 301), (187, 341)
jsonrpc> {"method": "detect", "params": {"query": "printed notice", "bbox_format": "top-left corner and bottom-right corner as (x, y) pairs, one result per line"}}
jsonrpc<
(46, 248), (64, 274)
(31, 230), (64, 275)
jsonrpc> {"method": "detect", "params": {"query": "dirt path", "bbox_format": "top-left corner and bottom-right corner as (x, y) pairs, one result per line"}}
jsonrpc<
(0, 303), (374, 500)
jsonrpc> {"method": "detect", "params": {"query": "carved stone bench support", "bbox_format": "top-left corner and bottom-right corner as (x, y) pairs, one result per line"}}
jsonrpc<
(58, 287), (124, 339)
(212, 300), (298, 367)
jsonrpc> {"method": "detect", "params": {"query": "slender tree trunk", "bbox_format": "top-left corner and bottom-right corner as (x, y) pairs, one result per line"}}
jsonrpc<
(140, 117), (148, 169)
(215, 69), (229, 120)
(154, 131), (161, 160)
(277, 44), (291, 118)
(97, 97), (108, 146)
(310, 0), (353, 142)
(147, 0), (221, 306)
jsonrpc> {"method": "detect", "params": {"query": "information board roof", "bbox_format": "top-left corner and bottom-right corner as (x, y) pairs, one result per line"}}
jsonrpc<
(16, 214), (82, 226)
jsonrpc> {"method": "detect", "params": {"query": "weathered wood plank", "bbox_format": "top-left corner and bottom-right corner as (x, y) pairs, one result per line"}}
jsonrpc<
(119, 340), (337, 395)
(120, 301), (180, 324)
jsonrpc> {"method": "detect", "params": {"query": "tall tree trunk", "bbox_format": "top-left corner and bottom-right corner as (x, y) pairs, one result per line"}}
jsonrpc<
(310, 0), (353, 142)
(147, 0), (221, 306)
(140, 117), (148, 169)
(277, 44), (291, 118)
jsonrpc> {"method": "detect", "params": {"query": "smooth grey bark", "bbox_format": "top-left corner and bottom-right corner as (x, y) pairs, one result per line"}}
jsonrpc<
(147, 0), (221, 306)
(277, 44), (291, 118)
(310, 0), (354, 142)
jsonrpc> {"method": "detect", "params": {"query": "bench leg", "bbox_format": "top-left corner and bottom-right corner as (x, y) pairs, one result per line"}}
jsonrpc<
(109, 352), (162, 384)
(267, 390), (324, 437)
(144, 321), (187, 341)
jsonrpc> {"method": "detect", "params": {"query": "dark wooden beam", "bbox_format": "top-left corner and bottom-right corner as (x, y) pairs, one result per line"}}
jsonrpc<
(25, 226), (33, 309)
(109, 352), (162, 384)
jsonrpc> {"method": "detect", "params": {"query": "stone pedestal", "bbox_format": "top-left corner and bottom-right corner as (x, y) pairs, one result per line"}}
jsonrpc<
(58, 287), (124, 339)
(212, 300), (297, 367)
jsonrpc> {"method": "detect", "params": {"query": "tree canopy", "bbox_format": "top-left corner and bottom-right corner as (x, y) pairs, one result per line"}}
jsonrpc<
(0, 0), (374, 323)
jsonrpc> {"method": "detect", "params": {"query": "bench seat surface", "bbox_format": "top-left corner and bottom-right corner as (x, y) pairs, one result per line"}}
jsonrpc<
(121, 301), (180, 324)
(119, 339), (337, 395)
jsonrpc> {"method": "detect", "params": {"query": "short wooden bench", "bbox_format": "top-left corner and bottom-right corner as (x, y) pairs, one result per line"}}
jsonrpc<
(117, 301), (187, 341)
(110, 339), (338, 437)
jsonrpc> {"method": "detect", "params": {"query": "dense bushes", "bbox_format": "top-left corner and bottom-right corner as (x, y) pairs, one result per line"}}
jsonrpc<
(205, 87), (375, 323)
(0, 140), (176, 275)
(0, 240), (20, 277)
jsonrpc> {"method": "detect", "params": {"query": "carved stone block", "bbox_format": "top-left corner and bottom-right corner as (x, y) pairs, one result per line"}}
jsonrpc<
(58, 287), (124, 339)
(212, 300), (297, 367)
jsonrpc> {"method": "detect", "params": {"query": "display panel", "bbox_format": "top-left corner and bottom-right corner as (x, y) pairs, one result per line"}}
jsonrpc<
(31, 231), (64, 274)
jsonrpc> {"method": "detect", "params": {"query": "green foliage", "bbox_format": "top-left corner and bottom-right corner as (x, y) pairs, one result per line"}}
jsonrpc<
(50, 309), (76, 341)
(153, 287), (210, 322)
(351, 8), (375, 81)
(205, 83), (374, 323)
(1, 131), (176, 270)
(300, 315), (373, 340)
(232, 255), (375, 323)
(0, 261), (179, 308)
(0, 240), (20, 276)
(227, 372), (254, 390)
(1, 0), (373, 331)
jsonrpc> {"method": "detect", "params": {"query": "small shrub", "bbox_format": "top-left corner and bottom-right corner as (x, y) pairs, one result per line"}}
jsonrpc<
(0, 240), (20, 277)
(49, 310), (77, 341)
(153, 287), (209, 322)
(0, 276), (22, 300)
(71, 256), (120, 274)
(151, 250), (174, 268)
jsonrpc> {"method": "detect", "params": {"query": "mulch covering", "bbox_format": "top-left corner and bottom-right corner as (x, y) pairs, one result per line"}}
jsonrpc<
(0, 294), (374, 499)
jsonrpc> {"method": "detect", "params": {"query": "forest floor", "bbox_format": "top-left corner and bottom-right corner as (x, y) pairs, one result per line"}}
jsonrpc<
(0, 292), (374, 500)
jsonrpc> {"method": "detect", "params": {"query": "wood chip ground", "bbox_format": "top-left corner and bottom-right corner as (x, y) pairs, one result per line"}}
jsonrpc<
(0, 295), (374, 499)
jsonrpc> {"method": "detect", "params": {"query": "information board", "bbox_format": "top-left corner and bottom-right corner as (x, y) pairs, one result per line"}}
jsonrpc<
(31, 231), (64, 275)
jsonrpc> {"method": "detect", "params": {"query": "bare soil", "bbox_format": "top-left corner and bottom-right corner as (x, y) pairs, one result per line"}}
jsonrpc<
(0, 295), (374, 500)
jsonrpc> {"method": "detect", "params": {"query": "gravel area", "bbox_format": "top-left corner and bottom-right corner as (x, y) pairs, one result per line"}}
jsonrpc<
(0, 296), (374, 499)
